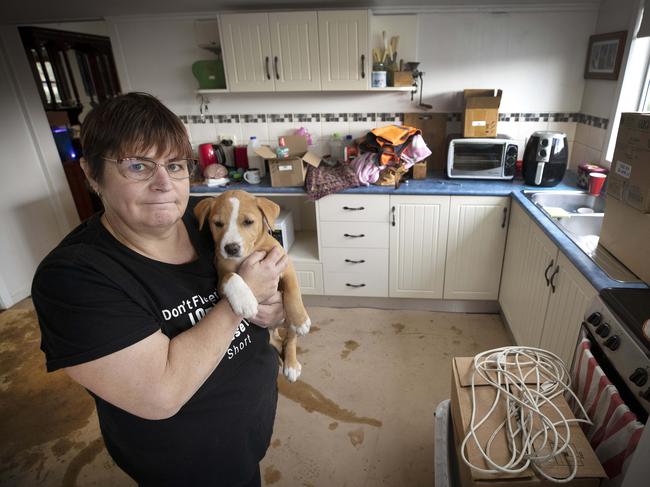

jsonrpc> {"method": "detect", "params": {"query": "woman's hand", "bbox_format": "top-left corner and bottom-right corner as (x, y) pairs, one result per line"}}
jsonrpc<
(238, 246), (287, 303)
(248, 291), (285, 328)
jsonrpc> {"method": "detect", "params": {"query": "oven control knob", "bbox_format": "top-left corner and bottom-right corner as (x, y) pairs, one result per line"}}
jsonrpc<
(629, 368), (648, 387)
(596, 323), (611, 338)
(641, 388), (650, 401)
(586, 312), (602, 326)
(604, 335), (621, 351)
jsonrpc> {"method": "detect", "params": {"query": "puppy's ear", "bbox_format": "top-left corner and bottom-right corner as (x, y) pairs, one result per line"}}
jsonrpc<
(193, 198), (214, 230)
(257, 197), (281, 228)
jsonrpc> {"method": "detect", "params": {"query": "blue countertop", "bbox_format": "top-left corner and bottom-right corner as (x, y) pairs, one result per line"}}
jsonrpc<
(190, 172), (647, 292)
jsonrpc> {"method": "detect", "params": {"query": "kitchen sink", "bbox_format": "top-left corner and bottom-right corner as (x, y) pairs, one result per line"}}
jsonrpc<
(526, 191), (605, 214)
(524, 190), (639, 282)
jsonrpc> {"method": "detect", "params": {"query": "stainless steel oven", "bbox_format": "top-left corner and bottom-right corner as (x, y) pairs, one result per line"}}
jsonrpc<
(577, 288), (650, 486)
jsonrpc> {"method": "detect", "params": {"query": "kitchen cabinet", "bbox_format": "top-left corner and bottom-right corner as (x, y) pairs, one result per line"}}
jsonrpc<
(389, 195), (450, 299)
(318, 194), (389, 297)
(317, 10), (369, 91)
(444, 196), (510, 300)
(498, 202), (597, 366)
(220, 12), (321, 92)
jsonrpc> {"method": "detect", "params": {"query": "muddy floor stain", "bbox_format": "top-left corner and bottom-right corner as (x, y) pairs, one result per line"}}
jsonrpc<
(450, 325), (463, 335)
(340, 340), (359, 359)
(0, 310), (95, 468)
(348, 428), (365, 448)
(296, 346), (309, 355)
(51, 438), (76, 458)
(271, 439), (281, 448)
(264, 465), (282, 484)
(61, 437), (104, 487)
(278, 379), (382, 427)
(391, 323), (405, 334)
(328, 422), (339, 430)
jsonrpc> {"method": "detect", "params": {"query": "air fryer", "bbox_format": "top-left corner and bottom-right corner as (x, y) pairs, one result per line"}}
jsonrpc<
(523, 131), (568, 187)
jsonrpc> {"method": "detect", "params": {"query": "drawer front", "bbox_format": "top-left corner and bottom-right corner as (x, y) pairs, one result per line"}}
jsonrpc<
(322, 247), (388, 274)
(324, 269), (388, 297)
(292, 262), (323, 295)
(318, 194), (389, 222)
(320, 222), (389, 248)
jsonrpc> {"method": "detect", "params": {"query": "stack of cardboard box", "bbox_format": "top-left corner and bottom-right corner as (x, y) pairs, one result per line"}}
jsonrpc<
(600, 112), (650, 284)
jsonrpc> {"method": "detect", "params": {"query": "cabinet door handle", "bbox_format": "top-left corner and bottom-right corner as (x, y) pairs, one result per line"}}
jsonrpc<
(361, 54), (366, 79)
(274, 56), (280, 80)
(549, 265), (560, 293)
(265, 56), (271, 80)
(346, 283), (366, 288)
(344, 233), (365, 238)
(342, 206), (364, 211)
(344, 259), (366, 264)
(544, 259), (554, 286)
(501, 207), (508, 228)
(391, 206), (396, 226)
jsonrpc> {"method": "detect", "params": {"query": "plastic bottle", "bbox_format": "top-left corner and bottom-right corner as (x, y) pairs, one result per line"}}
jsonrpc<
(276, 137), (290, 159)
(343, 135), (355, 162)
(329, 133), (342, 164)
(247, 136), (265, 176)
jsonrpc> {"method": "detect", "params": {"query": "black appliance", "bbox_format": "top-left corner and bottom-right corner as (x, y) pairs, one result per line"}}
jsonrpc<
(523, 131), (568, 186)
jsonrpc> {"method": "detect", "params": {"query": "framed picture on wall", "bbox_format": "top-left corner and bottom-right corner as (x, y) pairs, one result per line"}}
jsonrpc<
(584, 30), (628, 80)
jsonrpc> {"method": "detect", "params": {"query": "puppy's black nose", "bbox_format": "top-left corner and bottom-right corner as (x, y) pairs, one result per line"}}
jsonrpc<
(224, 243), (241, 256)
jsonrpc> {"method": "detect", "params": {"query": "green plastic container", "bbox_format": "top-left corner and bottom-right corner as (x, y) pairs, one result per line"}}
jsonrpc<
(192, 60), (226, 89)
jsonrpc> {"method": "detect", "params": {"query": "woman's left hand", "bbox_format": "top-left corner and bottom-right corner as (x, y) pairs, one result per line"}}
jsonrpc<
(248, 291), (285, 328)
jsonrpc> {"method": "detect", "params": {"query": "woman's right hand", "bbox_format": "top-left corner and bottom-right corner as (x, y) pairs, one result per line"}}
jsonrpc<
(238, 246), (288, 303)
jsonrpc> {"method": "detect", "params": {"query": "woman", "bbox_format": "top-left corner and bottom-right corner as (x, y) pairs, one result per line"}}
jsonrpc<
(31, 92), (286, 486)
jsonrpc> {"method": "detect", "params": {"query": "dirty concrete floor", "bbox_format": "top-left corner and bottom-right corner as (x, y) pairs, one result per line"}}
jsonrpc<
(0, 301), (511, 486)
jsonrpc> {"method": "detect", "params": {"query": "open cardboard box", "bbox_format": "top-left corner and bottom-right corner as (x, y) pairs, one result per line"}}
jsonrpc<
(463, 89), (502, 138)
(450, 357), (606, 487)
(255, 135), (321, 187)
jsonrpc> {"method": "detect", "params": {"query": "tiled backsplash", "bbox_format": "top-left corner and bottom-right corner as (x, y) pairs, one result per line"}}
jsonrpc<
(182, 111), (608, 167)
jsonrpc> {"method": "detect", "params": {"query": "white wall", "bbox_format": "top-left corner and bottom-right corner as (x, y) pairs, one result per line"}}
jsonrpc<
(108, 8), (598, 116)
(0, 26), (79, 308)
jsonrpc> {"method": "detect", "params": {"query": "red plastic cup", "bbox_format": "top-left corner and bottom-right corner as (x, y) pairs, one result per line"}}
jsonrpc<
(588, 172), (607, 196)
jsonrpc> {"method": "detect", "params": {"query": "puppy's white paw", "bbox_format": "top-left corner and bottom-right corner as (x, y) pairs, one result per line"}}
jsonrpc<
(223, 274), (258, 318)
(283, 361), (302, 382)
(291, 317), (311, 336)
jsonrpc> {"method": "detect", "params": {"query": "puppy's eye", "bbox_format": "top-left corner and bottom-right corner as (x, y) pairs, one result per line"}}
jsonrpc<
(243, 219), (254, 226)
(215, 221), (224, 228)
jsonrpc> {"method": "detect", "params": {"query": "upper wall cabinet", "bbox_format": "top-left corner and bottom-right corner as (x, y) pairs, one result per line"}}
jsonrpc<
(318, 10), (369, 91)
(220, 12), (321, 92)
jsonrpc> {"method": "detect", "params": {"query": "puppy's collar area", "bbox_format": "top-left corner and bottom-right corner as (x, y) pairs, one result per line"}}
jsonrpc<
(262, 215), (273, 235)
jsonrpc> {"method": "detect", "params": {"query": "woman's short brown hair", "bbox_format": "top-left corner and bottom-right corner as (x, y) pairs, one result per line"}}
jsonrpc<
(80, 92), (192, 183)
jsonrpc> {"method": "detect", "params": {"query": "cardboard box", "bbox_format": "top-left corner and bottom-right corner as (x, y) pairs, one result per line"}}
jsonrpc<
(388, 71), (413, 87)
(255, 135), (320, 187)
(450, 357), (606, 487)
(463, 89), (502, 138)
(599, 195), (650, 284)
(607, 113), (650, 213)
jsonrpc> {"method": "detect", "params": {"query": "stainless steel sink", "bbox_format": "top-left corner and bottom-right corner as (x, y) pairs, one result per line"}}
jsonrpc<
(524, 190), (639, 282)
(526, 191), (605, 214)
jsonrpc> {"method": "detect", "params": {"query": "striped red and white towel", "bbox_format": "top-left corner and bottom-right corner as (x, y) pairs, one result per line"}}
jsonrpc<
(570, 337), (644, 485)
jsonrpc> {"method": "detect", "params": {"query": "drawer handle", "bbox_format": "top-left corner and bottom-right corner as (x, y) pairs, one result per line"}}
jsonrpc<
(344, 233), (365, 238)
(346, 283), (366, 288)
(391, 205), (395, 226)
(265, 56), (271, 80)
(344, 259), (366, 264)
(544, 259), (554, 286)
(342, 206), (365, 211)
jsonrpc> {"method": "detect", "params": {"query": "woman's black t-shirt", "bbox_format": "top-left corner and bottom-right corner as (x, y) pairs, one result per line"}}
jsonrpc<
(31, 201), (278, 486)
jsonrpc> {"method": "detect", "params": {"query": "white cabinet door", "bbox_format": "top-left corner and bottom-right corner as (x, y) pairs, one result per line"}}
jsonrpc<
(444, 196), (510, 300)
(499, 202), (530, 327)
(389, 196), (450, 299)
(539, 253), (597, 366)
(268, 12), (321, 91)
(220, 13), (274, 92)
(512, 221), (558, 348)
(318, 10), (369, 91)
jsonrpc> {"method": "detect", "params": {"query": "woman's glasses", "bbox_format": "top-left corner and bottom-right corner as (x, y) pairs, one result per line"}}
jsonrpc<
(104, 157), (197, 181)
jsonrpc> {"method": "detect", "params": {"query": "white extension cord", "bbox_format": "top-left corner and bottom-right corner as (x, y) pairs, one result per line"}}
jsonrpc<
(460, 346), (592, 483)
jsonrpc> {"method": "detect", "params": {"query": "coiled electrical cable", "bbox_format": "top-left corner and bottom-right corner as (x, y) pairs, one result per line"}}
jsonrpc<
(460, 346), (592, 483)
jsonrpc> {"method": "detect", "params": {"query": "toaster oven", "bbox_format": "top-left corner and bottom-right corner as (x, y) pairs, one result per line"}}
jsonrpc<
(447, 138), (518, 180)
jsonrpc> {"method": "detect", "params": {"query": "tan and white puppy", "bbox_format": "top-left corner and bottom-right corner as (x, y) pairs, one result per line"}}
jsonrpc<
(194, 190), (310, 382)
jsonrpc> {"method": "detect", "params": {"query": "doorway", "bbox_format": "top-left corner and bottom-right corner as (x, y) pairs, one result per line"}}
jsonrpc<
(18, 23), (121, 221)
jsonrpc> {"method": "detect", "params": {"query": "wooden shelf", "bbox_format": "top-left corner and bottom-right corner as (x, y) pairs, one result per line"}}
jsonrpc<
(196, 89), (229, 94)
(368, 86), (415, 92)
